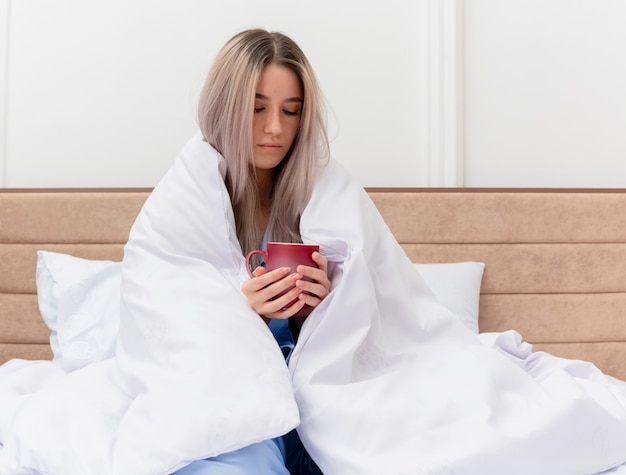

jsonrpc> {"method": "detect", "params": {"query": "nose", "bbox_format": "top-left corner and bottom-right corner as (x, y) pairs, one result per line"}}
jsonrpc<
(264, 108), (282, 136)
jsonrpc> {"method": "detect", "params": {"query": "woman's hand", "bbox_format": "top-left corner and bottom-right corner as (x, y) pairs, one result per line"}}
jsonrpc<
(242, 266), (305, 322)
(241, 251), (330, 323)
(294, 251), (330, 311)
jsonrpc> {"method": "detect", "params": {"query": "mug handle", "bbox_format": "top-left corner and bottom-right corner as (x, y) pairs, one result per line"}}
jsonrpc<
(245, 249), (268, 277)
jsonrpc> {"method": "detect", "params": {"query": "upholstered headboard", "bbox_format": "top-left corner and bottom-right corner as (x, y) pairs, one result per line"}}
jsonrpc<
(369, 188), (626, 380)
(1, 190), (148, 362)
(2, 188), (626, 380)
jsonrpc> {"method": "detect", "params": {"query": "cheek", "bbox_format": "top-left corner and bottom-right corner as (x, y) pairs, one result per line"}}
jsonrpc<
(252, 121), (263, 141)
(287, 120), (301, 141)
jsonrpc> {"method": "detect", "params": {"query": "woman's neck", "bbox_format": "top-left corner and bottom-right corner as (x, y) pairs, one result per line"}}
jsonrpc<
(255, 167), (274, 196)
(255, 168), (274, 233)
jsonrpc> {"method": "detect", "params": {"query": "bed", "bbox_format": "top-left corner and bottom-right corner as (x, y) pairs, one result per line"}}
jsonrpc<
(3, 187), (626, 380)
(1, 184), (626, 475)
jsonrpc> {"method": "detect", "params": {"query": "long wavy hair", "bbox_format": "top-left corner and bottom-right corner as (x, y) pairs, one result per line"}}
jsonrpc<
(198, 29), (330, 255)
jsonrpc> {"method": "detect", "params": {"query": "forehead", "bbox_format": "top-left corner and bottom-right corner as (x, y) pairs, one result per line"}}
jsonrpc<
(255, 64), (303, 100)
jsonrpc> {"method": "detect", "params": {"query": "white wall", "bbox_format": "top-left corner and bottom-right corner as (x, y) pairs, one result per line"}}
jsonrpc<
(1, 0), (440, 188)
(463, 0), (626, 187)
(3, 1), (626, 189)
(0, 0), (9, 184)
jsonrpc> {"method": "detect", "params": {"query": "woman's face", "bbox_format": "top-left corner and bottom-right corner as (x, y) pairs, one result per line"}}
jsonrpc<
(252, 64), (303, 172)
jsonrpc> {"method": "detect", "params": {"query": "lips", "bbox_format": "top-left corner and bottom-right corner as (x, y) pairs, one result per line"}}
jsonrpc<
(258, 143), (282, 151)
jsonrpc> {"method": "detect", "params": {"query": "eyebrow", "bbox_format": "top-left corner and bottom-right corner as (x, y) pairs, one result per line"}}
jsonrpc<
(255, 93), (303, 103)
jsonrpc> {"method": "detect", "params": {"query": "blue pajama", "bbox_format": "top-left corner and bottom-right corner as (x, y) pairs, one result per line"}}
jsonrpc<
(172, 437), (289, 475)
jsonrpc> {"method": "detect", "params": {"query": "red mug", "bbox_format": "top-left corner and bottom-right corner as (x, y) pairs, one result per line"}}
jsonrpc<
(245, 242), (320, 310)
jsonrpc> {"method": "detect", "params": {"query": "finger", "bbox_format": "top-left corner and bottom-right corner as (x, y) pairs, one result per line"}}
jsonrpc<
(241, 267), (290, 305)
(252, 266), (268, 277)
(296, 265), (331, 295)
(297, 291), (322, 308)
(257, 271), (301, 301)
(296, 264), (325, 283)
(295, 278), (329, 301)
(259, 283), (306, 320)
(311, 251), (328, 272)
(267, 298), (307, 320)
(298, 253), (327, 279)
(250, 266), (291, 290)
(250, 273), (302, 317)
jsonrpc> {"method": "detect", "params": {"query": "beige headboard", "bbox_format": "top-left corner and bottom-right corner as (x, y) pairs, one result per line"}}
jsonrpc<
(1, 190), (149, 362)
(369, 188), (626, 380)
(2, 188), (626, 380)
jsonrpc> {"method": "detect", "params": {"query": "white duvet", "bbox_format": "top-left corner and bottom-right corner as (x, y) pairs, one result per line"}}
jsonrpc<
(1, 133), (626, 475)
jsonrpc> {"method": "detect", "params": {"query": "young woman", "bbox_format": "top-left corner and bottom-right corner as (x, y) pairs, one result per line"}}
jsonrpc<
(118, 26), (626, 475)
(172, 28), (331, 475)
(166, 29), (626, 475)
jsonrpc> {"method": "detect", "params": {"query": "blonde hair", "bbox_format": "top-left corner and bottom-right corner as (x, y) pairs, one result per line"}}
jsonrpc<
(198, 29), (330, 255)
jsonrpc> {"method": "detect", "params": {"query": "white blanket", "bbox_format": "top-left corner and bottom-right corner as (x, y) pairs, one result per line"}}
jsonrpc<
(1, 133), (626, 475)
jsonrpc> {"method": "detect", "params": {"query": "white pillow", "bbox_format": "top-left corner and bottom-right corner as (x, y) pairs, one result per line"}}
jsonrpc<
(36, 251), (121, 372)
(35, 252), (485, 371)
(414, 262), (485, 334)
